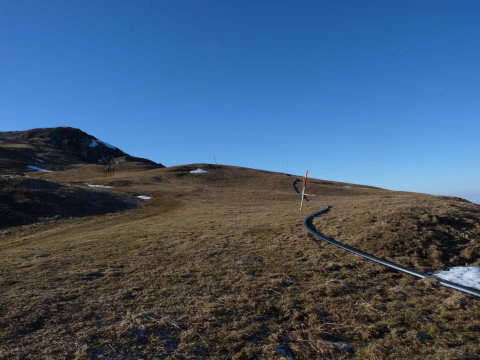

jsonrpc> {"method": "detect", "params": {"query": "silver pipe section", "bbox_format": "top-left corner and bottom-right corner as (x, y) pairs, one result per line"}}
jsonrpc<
(292, 179), (480, 298)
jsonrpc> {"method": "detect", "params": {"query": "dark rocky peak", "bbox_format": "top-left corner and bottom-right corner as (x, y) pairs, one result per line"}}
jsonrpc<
(11, 127), (126, 163)
(0, 127), (164, 170)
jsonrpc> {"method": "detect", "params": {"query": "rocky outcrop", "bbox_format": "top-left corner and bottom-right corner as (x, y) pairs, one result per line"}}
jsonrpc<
(0, 127), (164, 172)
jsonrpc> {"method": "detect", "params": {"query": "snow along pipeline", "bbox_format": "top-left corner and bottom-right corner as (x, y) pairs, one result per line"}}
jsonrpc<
(292, 178), (480, 298)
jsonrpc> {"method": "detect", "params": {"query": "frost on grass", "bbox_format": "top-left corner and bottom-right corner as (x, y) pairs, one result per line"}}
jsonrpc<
(190, 168), (207, 174)
(434, 267), (480, 290)
(137, 195), (152, 200)
(85, 184), (113, 189)
(26, 165), (52, 172)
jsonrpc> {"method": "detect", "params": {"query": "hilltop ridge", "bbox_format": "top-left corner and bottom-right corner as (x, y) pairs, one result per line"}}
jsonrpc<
(0, 127), (163, 174)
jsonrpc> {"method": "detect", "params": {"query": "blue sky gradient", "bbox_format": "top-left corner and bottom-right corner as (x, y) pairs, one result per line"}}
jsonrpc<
(1, 1), (479, 202)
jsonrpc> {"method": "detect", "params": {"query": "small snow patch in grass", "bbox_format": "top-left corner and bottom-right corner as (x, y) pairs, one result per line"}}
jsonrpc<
(343, 185), (352, 188)
(190, 168), (207, 174)
(434, 267), (480, 290)
(327, 341), (353, 351)
(27, 165), (52, 172)
(89, 139), (98, 147)
(137, 195), (152, 200)
(32, 157), (45, 163)
(85, 183), (113, 189)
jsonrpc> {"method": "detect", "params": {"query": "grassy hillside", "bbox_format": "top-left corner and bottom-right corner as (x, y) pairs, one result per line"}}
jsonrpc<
(0, 164), (479, 359)
(0, 176), (139, 228)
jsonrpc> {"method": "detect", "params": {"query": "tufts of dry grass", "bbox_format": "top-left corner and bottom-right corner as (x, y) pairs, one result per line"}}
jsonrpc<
(0, 164), (479, 359)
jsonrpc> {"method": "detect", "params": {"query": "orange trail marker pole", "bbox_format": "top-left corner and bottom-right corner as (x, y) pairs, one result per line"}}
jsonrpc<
(300, 170), (308, 211)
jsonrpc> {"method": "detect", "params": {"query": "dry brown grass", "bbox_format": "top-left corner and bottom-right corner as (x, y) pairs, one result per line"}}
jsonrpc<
(0, 164), (479, 359)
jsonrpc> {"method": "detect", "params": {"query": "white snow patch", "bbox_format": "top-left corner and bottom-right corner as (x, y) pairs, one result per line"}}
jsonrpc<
(98, 155), (110, 163)
(137, 195), (152, 200)
(85, 183), (113, 189)
(99, 140), (116, 149)
(26, 165), (52, 172)
(434, 267), (480, 290)
(343, 185), (352, 188)
(190, 168), (207, 174)
(32, 157), (45, 163)
(89, 139), (116, 149)
(327, 341), (352, 350)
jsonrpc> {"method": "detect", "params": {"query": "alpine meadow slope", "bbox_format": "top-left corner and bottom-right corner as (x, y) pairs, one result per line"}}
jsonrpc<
(0, 128), (479, 359)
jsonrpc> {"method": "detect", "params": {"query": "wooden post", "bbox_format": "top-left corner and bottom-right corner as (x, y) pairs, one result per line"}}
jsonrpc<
(300, 170), (308, 211)
(300, 186), (306, 211)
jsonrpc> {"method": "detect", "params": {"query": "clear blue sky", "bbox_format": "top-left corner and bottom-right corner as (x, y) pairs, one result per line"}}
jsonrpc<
(1, 1), (479, 203)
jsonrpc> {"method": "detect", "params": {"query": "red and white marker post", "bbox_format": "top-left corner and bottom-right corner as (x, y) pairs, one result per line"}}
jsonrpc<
(300, 170), (308, 211)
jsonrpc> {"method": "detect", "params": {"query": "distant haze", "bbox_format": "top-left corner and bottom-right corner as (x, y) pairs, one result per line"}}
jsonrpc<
(428, 192), (480, 205)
